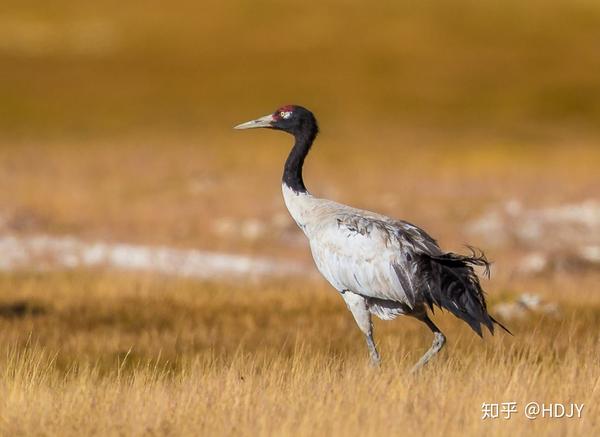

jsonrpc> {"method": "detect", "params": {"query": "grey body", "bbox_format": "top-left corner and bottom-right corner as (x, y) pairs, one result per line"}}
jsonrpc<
(283, 183), (447, 370)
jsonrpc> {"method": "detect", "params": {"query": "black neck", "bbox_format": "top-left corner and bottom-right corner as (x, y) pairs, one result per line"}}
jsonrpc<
(283, 124), (318, 193)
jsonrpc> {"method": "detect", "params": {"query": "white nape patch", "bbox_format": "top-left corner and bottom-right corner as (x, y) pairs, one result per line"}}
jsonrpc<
(0, 233), (310, 280)
(280, 111), (292, 119)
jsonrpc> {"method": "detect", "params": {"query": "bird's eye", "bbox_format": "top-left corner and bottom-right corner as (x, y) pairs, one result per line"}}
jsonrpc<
(280, 111), (292, 119)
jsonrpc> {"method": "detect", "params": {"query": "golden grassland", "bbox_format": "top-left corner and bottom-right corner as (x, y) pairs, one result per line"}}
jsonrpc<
(1, 63), (600, 437)
(1, 137), (598, 435)
(3, 135), (598, 436)
(0, 116), (597, 436)
(1, 0), (600, 434)
(0, 271), (599, 436)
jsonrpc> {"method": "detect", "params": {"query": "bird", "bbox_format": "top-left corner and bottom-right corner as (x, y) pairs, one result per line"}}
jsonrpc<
(234, 105), (510, 371)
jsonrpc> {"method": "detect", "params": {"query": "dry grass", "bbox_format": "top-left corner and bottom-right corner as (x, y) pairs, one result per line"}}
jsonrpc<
(1, 0), (600, 435)
(0, 271), (599, 436)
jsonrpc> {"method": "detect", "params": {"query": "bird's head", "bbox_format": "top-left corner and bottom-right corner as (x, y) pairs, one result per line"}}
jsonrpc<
(234, 105), (318, 137)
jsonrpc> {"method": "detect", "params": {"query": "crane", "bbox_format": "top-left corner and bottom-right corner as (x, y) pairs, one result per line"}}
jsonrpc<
(234, 105), (510, 371)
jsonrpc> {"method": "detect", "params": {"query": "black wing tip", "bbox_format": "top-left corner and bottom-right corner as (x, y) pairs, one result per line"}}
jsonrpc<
(490, 315), (513, 336)
(475, 316), (511, 338)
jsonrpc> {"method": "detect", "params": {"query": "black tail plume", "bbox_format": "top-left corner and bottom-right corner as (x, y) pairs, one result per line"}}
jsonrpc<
(417, 247), (509, 336)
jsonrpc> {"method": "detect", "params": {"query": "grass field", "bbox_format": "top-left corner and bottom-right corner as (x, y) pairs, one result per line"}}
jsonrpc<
(1, 0), (600, 435)
(0, 271), (599, 435)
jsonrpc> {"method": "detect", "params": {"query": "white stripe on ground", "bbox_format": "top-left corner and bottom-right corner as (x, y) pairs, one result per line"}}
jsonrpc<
(0, 234), (310, 280)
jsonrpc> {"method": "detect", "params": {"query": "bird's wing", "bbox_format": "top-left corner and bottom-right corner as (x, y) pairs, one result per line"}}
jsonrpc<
(309, 210), (442, 306)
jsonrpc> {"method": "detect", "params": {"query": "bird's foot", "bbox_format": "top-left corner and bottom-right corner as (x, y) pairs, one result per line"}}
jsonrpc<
(369, 352), (381, 368)
(410, 361), (425, 374)
(410, 331), (446, 374)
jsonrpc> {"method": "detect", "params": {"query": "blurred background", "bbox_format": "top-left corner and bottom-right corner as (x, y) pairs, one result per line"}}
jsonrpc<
(1, 0), (600, 304)
(1, 0), (599, 250)
(1, 2), (599, 434)
(2, 0), (600, 135)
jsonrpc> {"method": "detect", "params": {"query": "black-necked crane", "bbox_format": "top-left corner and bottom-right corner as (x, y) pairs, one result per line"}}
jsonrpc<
(234, 105), (510, 371)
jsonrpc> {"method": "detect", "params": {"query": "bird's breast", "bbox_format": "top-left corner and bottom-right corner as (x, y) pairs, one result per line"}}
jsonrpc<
(281, 183), (324, 235)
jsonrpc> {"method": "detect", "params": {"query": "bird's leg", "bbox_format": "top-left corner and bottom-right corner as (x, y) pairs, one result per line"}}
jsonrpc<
(365, 330), (381, 367)
(411, 314), (446, 373)
(340, 291), (381, 367)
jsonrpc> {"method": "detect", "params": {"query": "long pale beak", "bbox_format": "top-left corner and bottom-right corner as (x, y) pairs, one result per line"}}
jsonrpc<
(233, 114), (275, 130)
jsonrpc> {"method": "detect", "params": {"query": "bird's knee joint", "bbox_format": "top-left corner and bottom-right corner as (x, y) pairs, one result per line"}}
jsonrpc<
(435, 332), (446, 348)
